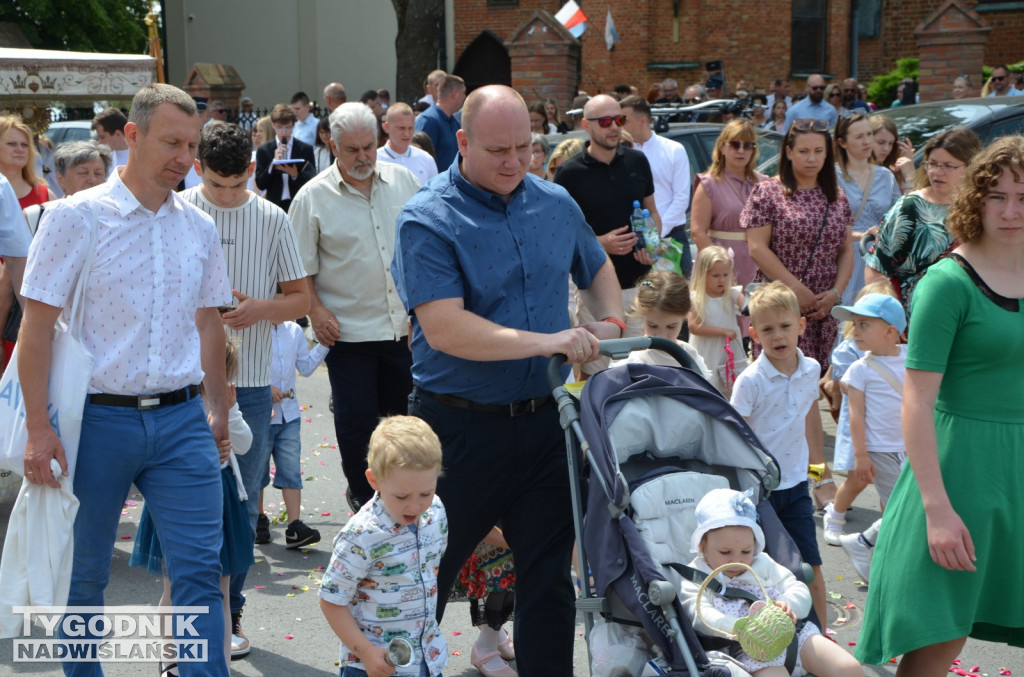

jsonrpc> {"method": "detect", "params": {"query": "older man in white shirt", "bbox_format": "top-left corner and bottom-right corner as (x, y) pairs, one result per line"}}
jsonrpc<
(18, 84), (233, 677)
(620, 94), (693, 274)
(289, 102), (421, 512)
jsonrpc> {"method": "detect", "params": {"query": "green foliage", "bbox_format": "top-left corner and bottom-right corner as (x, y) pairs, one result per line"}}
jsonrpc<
(0, 0), (151, 54)
(866, 58), (919, 109)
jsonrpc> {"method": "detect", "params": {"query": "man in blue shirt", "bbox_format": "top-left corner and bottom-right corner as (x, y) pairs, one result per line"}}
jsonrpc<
(840, 78), (871, 113)
(784, 74), (838, 132)
(392, 84), (622, 677)
(414, 74), (466, 172)
(988, 64), (1024, 97)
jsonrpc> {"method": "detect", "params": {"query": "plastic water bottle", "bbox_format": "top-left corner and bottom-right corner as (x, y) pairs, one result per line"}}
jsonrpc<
(630, 200), (646, 252)
(642, 208), (661, 254)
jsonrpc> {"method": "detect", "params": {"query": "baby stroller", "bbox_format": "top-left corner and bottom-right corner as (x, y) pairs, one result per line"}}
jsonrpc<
(547, 337), (815, 676)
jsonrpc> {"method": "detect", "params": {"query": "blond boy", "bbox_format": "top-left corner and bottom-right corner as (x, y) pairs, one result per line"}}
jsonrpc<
(319, 416), (448, 677)
(729, 281), (828, 626)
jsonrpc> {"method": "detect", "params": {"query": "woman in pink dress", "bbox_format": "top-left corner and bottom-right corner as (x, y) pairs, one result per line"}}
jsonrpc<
(691, 119), (767, 289)
(741, 118), (853, 371)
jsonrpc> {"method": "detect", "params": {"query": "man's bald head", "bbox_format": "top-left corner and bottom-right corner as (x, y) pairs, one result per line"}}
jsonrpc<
(323, 82), (347, 112)
(461, 85), (527, 139)
(583, 94), (620, 119)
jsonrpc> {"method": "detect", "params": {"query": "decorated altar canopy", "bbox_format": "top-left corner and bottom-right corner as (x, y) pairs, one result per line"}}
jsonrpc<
(0, 47), (157, 131)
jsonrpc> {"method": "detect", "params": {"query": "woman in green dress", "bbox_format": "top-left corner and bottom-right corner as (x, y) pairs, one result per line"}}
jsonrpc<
(864, 127), (981, 317)
(856, 136), (1024, 673)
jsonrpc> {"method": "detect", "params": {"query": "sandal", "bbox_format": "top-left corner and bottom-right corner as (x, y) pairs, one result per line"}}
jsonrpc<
(811, 478), (837, 511)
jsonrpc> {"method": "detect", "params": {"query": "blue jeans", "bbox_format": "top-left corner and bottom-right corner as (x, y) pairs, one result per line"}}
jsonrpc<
(229, 385), (273, 615)
(264, 418), (303, 489)
(61, 397), (227, 677)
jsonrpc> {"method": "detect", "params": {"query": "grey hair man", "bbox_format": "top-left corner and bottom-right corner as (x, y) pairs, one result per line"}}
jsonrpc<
(656, 77), (682, 104)
(289, 102), (421, 511)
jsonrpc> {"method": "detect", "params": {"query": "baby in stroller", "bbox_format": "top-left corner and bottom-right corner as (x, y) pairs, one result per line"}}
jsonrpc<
(681, 488), (862, 676)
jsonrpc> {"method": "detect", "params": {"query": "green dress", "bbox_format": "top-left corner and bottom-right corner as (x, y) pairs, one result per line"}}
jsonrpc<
(856, 256), (1024, 663)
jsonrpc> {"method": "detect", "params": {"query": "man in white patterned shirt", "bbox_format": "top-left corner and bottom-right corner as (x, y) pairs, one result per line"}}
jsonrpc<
(186, 122), (310, 657)
(19, 83), (233, 677)
(290, 102), (420, 513)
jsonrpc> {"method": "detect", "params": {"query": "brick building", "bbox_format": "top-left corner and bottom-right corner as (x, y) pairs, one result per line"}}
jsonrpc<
(450, 0), (1022, 107)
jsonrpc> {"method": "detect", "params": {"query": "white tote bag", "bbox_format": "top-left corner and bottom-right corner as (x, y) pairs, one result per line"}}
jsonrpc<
(0, 207), (96, 481)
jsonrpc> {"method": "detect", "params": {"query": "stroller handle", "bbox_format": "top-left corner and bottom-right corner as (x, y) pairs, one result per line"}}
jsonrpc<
(545, 336), (702, 390)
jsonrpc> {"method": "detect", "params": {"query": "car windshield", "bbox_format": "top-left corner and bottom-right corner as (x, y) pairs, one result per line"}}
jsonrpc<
(878, 103), (993, 149)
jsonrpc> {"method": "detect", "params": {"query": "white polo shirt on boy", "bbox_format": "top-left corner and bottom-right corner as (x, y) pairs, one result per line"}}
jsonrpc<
(730, 349), (820, 489)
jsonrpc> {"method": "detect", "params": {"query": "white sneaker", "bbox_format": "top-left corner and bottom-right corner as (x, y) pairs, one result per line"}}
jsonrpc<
(822, 503), (846, 546)
(839, 532), (873, 583)
(231, 633), (250, 658)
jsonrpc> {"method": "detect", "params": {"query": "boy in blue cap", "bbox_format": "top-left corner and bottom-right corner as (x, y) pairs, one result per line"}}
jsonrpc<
(823, 293), (907, 582)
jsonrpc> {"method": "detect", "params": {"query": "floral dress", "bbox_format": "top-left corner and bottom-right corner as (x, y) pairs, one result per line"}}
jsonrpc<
(862, 192), (951, 319)
(740, 179), (852, 370)
(457, 541), (516, 630)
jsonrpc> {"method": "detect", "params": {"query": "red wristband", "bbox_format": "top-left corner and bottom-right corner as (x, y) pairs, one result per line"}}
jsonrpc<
(602, 316), (627, 335)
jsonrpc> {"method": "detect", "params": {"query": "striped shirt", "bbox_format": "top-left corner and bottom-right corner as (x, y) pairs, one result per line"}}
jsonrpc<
(182, 189), (307, 387)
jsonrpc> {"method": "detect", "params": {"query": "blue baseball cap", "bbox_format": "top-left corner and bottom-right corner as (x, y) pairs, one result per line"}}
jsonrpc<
(831, 293), (906, 333)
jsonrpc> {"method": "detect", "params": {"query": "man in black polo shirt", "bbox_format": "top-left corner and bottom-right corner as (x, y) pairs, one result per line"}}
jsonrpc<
(554, 93), (661, 374)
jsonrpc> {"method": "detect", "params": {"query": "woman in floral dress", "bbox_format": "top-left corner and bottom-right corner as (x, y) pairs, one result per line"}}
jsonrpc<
(741, 118), (853, 370)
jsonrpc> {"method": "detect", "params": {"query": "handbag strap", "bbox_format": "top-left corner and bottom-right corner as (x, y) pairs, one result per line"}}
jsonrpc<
(863, 354), (903, 395)
(849, 165), (876, 228)
(64, 204), (99, 337)
(799, 203), (830, 280)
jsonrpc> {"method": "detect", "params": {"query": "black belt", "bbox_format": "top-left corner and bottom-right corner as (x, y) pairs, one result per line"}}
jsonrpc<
(88, 384), (201, 410)
(418, 388), (551, 418)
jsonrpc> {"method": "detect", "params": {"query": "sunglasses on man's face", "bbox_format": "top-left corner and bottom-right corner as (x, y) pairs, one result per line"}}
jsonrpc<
(992, 75), (1006, 82)
(791, 118), (830, 132)
(587, 114), (627, 128)
(727, 141), (757, 150)
(809, 85), (826, 91)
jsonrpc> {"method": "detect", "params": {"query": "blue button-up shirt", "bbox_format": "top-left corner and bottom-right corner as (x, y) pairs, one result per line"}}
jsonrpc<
(391, 158), (607, 404)
(783, 97), (839, 132)
(414, 104), (461, 172)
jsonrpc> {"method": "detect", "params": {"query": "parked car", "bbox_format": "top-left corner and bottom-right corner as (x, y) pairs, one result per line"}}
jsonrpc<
(43, 121), (93, 146)
(877, 96), (1024, 163)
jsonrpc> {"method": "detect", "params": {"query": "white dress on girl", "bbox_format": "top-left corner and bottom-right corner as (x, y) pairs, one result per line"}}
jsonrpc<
(681, 553), (820, 676)
(689, 286), (749, 396)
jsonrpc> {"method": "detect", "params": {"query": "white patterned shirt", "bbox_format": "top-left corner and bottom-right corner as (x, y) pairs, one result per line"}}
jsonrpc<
(182, 189), (307, 387)
(270, 321), (329, 424)
(319, 494), (448, 676)
(730, 349), (820, 489)
(22, 171), (231, 395)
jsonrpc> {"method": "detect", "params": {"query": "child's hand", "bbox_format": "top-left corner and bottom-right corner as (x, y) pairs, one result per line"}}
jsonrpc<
(217, 438), (232, 464)
(271, 386), (285, 403)
(853, 454), (876, 485)
(723, 328), (737, 340)
(773, 600), (797, 623)
(360, 646), (395, 677)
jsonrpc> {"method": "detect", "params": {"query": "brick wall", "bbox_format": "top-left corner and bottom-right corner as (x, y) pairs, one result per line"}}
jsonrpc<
(858, 0), (1024, 82)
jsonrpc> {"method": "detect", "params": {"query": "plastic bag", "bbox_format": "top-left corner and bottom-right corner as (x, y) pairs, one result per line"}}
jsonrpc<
(589, 618), (652, 677)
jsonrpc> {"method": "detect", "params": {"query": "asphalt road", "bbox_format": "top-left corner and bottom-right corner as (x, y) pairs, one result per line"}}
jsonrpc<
(2, 359), (1021, 676)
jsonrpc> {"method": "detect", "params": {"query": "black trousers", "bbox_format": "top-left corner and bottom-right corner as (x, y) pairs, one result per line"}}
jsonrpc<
(409, 388), (576, 677)
(324, 339), (412, 504)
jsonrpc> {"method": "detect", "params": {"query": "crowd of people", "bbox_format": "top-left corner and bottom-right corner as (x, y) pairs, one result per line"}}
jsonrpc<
(0, 60), (1022, 677)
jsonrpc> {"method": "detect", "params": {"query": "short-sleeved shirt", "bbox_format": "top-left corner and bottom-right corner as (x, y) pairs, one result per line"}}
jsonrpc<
(783, 98), (838, 132)
(391, 162), (607, 404)
(730, 349), (820, 489)
(841, 346), (907, 453)
(182, 189), (307, 387)
(291, 162), (421, 342)
(22, 173), (231, 395)
(319, 495), (448, 676)
(554, 144), (656, 289)
(414, 104), (460, 171)
(0, 173), (29, 257)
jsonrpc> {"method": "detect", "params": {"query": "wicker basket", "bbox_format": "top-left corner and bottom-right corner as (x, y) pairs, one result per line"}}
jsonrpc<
(695, 562), (796, 662)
